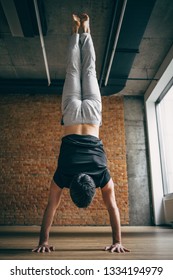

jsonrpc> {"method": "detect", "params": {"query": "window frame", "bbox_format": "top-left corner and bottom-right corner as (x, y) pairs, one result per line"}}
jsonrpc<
(155, 80), (173, 195)
(145, 59), (173, 225)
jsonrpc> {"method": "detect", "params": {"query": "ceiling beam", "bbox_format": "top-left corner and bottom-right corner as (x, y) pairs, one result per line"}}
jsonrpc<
(0, 0), (24, 36)
(0, 0), (47, 37)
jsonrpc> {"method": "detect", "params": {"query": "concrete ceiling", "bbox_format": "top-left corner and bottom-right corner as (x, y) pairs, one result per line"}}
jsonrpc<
(0, 0), (173, 96)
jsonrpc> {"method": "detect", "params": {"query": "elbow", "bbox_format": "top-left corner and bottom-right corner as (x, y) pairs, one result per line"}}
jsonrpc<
(107, 203), (119, 213)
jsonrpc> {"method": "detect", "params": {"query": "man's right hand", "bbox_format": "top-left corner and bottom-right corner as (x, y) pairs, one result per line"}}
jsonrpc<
(32, 244), (55, 253)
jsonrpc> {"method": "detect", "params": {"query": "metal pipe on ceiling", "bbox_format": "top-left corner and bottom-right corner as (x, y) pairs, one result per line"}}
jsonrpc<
(104, 0), (128, 86)
(99, 0), (119, 88)
(33, 0), (51, 86)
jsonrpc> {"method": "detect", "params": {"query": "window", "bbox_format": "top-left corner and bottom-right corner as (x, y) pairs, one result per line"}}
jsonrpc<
(145, 58), (173, 224)
(156, 82), (173, 195)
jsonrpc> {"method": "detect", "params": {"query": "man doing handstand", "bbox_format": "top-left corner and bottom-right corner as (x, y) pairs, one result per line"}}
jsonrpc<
(33, 14), (129, 254)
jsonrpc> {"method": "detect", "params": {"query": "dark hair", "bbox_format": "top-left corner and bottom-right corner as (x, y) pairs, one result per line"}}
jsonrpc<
(70, 173), (96, 208)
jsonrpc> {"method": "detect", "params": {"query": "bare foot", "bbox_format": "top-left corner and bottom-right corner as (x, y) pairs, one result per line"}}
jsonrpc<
(80, 13), (90, 33)
(72, 14), (80, 33)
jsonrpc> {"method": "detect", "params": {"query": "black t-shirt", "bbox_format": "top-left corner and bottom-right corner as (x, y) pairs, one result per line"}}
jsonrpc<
(53, 134), (110, 188)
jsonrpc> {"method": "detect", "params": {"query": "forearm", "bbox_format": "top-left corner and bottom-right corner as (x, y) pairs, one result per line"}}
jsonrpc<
(39, 205), (56, 245)
(108, 205), (122, 244)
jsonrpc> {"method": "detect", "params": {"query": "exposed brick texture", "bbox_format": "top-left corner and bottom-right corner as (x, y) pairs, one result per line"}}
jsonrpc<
(0, 94), (129, 225)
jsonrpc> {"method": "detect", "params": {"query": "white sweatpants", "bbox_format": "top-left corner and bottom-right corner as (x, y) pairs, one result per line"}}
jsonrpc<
(61, 33), (102, 126)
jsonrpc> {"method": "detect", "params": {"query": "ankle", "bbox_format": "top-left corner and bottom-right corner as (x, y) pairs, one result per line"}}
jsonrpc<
(72, 27), (79, 34)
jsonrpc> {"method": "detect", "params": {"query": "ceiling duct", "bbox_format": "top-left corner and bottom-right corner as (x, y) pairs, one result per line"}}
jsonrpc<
(100, 0), (157, 95)
(0, 0), (47, 37)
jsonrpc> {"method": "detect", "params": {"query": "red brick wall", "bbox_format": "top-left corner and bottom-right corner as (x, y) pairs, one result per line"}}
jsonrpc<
(0, 94), (129, 225)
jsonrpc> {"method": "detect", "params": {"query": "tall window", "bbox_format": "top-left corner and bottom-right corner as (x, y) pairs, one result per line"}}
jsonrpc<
(156, 82), (173, 195)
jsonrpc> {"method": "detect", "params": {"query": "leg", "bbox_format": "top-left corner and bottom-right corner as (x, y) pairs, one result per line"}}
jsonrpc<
(32, 180), (63, 253)
(80, 14), (101, 104)
(61, 15), (82, 113)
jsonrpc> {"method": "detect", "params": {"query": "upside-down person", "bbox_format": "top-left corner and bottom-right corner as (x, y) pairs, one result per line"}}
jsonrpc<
(32, 14), (130, 254)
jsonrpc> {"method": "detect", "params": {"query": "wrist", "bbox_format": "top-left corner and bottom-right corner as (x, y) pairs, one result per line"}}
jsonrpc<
(112, 232), (121, 244)
(39, 229), (49, 246)
(39, 239), (49, 246)
(112, 237), (121, 244)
